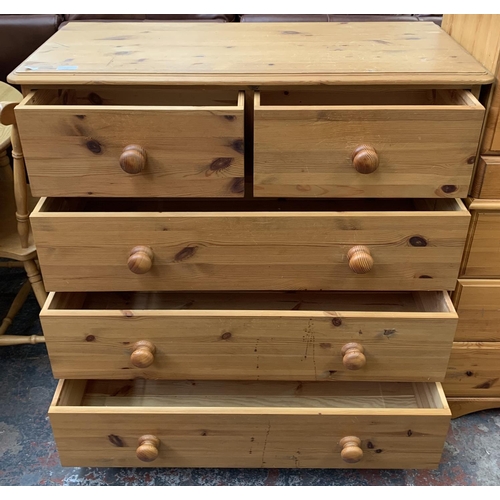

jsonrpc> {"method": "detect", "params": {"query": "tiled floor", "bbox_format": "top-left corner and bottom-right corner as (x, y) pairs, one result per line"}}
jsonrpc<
(1, 263), (500, 486)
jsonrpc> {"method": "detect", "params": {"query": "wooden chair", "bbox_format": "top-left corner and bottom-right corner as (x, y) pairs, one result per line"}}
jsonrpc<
(1, 83), (47, 345)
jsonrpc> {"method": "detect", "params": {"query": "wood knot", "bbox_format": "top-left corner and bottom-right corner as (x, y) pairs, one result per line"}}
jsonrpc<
(467, 155), (476, 164)
(224, 115), (237, 121)
(88, 92), (103, 105)
(407, 430), (413, 437)
(221, 332), (232, 340)
(209, 157), (233, 173)
(108, 434), (124, 447)
(466, 371), (473, 377)
(230, 177), (245, 194)
(332, 318), (342, 327)
(367, 441), (374, 449)
(441, 185), (458, 194)
(85, 335), (96, 342)
(409, 236), (427, 247)
(174, 246), (198, 262)
(86, 139), (102, 154)
(231, 138), (244, 155)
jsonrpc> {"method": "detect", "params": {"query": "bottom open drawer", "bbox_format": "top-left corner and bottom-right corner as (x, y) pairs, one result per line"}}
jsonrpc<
(49, 379), (450, 469)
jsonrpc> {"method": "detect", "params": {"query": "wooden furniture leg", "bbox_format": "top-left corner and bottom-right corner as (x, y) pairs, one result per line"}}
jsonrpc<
(23, 259), (47, 308)
(0, 279), (31, 336)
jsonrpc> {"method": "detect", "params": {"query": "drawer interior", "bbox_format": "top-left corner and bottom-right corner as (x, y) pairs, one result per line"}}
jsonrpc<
(38, 197), (464, 213)
(55, 380), (447, 410)
(22, 88), (243, 107)
(258, 89), (481, 107)
(47, 290), (454, 313)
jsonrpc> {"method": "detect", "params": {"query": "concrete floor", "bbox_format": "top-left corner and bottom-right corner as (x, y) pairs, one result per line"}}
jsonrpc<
(1, 263), (500, 486)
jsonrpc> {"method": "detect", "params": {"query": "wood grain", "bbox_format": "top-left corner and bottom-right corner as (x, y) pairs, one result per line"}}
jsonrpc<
(8, 22), (492, 86)
(15, 89), (244, 198)
(452, 279), (500, 341)
(41, 290), (457, 381)
(30, 198), (470, 292)
(470, 156), (500, 198)
(461, 209), (500, 277)
(444, 342), (500, 396)
(447, 397), (500, 418)
(49, 379), (449, 468)
(442, 15), (500, 152)
(254, 90), (484, 198)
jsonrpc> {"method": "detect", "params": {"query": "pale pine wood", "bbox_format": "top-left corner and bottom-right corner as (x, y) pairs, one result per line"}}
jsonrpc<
(7, 22), (492, 86)
(470, 156), (500, 198)
(48, 379), (449, 468)
(447, 397), (500, 418)
(461, 208), (500, 277)
(41, 290), (456, 381)
(14, 89), (245, 198)
(30, 198), (470, 292)
(254, 90), (484, 198)
(442, 15), (500, 153)
(452, 279), (500, 341)
(0, 83), (22, 150)
(444, 342), (500, 397)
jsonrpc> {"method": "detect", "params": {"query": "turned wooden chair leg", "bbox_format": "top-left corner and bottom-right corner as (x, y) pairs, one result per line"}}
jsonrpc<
(0, 334), (46, 346)
(0, 279), (32, 336)
(0, 148), (13, 181)
(23, 259), (47, 308)
(11, 120), (30, 248)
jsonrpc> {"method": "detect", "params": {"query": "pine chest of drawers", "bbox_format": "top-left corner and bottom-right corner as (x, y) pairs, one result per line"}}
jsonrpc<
(8, 21), (492, 469)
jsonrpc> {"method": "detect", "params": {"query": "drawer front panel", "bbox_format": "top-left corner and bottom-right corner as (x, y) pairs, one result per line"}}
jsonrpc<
(453, 279), (500, 341)
(444, 342), (500, 397)
(31, 199), (470, 292)
(42, 291), (457, 381)
(15, 90), (245, 198)
(254, 90), (484, 198)
(50, 380), (450, 469)
(463, 212), (500, 277)
(471, 156), (500, 199)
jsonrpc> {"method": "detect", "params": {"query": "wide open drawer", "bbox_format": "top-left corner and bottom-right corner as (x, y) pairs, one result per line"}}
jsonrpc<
(31, 197), (470, 292)
(42, 290), (457, 381)
(15, 88), (245, 197)
(254, 89), (484, 198)
(49, 379), (450, 468)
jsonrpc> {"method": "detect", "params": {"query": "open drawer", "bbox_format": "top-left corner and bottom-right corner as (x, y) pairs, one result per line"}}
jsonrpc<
(254, 88), (484, 198)
(15, 88), (245, 197)
(31, 197), (470, 292)
(49, 379), (451, 469)
(42, 290), (457, 382)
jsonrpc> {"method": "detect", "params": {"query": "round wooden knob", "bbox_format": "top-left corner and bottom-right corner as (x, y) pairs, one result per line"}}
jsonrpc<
(341, 342), (366, 370)
(340, 436), (363, 464)
(127, 246), (154, 274)
(351, 145), (379, 174)
(120, 145), (147, 174)
(347, 245), (373, 274)
(131, 340), (156, 368)
(136, 435), (160, 462)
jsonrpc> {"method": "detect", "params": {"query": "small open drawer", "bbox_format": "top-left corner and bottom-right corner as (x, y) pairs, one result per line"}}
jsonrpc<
(254, 88), (484, 198)
(31, 197), (470, 292)
(49, 379), (450, 468)
(15, 88), (245, 198)
(42, 290), (457, 382)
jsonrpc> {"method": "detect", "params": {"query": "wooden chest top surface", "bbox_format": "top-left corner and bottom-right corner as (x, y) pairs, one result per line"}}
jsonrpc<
(8, 22), (493, 86)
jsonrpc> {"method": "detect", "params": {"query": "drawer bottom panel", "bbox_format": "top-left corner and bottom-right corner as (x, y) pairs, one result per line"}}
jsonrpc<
(50, 380), (450, 469)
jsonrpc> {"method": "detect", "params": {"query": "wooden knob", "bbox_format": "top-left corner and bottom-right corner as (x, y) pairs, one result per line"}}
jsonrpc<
(347, 245), (373, 274)
(131, 340), (156, 368)
(136, 435), (160, 462)
(351, 145), (379, 174)
(341, 342), (366, 370)
(120, 145), (147, 174)
(127, 246), (154, 274)
(340, 436), (363, 463)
